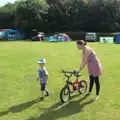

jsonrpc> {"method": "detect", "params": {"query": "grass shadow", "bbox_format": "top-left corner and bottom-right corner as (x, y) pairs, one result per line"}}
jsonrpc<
(0, 93), (91, 119)
(0, 97), (40, 118)
(27, 94), (94, 120)
(0, 93), (80, 118)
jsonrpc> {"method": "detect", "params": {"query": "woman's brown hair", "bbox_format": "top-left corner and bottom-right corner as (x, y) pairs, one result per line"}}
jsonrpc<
(76, 40), (87, 46)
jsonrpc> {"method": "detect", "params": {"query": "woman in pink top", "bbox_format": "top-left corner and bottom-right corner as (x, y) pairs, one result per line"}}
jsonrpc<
(76, 40), (102, 101)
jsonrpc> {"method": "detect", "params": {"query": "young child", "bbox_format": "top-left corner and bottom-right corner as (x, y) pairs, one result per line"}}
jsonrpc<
(37, 58), (50, 101)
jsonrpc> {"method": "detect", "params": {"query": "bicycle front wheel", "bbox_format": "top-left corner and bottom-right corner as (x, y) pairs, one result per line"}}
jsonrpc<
(60, 86), (70, 103)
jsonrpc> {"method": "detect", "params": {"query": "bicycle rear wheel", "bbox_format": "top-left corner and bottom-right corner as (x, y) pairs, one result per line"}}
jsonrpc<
(78, 80), (87, 94)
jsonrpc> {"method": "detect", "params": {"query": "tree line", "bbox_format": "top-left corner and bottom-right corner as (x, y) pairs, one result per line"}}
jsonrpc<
(0, 0), (120, 37)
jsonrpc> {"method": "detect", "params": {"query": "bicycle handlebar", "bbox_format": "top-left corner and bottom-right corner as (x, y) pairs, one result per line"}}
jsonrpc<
(61, 69), (73, 73)
(61, 69), (81, 78)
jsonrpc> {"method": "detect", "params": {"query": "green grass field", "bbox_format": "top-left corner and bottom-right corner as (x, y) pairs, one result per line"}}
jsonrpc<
(0, 41), (120, 120)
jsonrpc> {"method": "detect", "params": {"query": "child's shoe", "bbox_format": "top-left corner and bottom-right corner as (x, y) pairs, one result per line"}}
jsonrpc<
(45, 92), (50, 96)
(40, 97), (44, 101)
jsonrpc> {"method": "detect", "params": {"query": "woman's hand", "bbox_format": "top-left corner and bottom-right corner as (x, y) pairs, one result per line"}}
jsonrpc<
(46, 80), (48, 84)
(75, 69), (81, 73)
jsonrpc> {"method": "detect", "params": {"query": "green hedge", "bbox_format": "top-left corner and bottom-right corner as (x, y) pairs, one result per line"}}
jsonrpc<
(66, 31), (85, 40)
(96, 32), (117, 42)
(45, 32), (117, 41)
(66, 32), (117, 41)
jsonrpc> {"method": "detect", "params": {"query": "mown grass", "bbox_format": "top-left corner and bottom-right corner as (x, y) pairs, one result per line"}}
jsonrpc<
(0, 41), (120, 120)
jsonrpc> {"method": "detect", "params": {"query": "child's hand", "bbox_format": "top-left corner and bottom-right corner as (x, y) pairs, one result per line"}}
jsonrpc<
(36, 77), (39, 81)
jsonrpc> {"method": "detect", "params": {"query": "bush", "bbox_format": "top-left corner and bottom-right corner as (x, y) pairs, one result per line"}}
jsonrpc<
(66, 31), (85, 40)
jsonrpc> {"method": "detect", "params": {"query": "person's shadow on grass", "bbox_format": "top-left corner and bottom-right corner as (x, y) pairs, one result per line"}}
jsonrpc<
(0, 97), (41, 118)
(0, 93), (80, 118)
(27, 94), (94, 120)
(0, 93), (94, 119)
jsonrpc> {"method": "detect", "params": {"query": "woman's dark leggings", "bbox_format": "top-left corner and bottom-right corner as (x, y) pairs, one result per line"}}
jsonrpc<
(89, 76), (100, 95)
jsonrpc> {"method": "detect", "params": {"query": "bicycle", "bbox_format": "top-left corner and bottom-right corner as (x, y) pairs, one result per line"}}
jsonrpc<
(60, 69), (87, 103)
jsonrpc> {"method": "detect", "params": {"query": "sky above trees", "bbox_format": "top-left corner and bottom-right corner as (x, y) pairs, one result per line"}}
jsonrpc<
(0, 0), (16, 6)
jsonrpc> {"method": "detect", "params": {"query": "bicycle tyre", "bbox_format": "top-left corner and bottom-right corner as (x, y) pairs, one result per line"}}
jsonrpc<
(60, 86), (70, 103)
(78, 80), (87, 94)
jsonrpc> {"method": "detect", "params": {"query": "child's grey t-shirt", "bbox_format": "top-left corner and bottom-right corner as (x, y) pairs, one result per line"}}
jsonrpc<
(38, 67), (48, 83)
